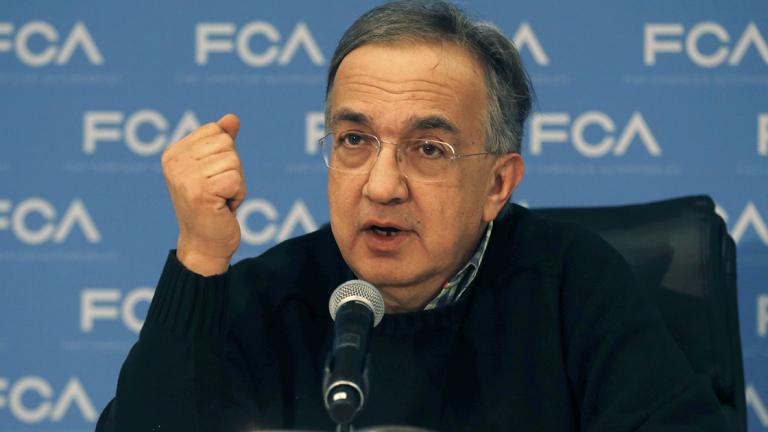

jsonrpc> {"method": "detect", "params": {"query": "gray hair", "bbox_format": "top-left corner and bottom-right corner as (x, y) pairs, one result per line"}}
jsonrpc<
(325, 0), (533, 154)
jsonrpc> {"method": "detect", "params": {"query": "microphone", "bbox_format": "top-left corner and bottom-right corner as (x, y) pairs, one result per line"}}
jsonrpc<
(323, 280), (386, 427)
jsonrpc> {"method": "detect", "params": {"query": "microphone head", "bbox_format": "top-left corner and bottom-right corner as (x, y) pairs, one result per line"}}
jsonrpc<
(329, 280), (386, 327)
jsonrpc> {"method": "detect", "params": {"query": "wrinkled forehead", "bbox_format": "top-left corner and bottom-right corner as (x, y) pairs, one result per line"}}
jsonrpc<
(326, 41), (488, 140)
(327, 39), (487, 100)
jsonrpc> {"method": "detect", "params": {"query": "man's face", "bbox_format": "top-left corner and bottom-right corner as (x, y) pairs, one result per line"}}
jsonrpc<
(326, 41), (520, 311)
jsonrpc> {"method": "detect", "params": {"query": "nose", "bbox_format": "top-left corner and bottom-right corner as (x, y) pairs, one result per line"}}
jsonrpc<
(362, 142), (409, 205)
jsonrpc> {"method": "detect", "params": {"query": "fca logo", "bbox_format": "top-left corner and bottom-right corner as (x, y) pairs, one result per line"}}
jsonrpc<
(0, 21), (102, 67)
(645, 22), (768, 67)
(527, 112), (660, 157)
(237, 198), (318, 246)
(81, 288), (154, 333)
(195, 21), (325, 67)
(0, 198), (100, 245)
(83, 110), (200, 156)
(0, 377), (96, 424)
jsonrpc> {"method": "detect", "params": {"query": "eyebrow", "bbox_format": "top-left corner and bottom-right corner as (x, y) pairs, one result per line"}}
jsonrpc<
(329, 109), (371, 129)
(410, 115), (459, 134)
(330, 109), (460, 135)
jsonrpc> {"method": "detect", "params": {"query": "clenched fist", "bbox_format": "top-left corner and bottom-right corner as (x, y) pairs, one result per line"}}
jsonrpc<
(161, 114), (246, 275)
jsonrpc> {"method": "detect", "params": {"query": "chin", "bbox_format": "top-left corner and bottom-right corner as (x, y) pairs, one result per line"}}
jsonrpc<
(351, 262), (406, 285)
(358, 264), (434, 292)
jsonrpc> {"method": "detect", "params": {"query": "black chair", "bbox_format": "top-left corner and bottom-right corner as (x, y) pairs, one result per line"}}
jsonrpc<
(534, 195), (746, 432)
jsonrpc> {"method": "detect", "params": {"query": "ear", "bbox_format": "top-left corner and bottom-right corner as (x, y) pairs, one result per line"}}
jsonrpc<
(482, 153), (524, 222)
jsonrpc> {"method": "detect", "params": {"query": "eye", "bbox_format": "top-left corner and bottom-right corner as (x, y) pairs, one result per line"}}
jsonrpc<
(338, 132), (369, 148)
(415, 140), (448, 159)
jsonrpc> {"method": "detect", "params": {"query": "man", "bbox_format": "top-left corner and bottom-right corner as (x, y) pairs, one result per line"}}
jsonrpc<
(98, 1), (727, 431)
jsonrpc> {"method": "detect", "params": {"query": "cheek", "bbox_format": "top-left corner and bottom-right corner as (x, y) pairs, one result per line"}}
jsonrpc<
(418, 183), (486, 240)
(416, 181), (484, 219)
(328, 173), (363, 226)
(411, 187), (459, 241)
(328, 177), (345, 219)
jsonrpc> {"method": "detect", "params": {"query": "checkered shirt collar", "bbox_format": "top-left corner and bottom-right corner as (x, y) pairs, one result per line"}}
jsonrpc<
(424, 221), (493, 311)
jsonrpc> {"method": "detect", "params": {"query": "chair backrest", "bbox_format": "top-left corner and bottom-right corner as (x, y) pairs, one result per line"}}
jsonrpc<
(533, 195), (746, 432)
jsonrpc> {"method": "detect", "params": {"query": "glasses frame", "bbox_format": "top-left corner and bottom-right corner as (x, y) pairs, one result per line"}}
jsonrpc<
(319, 131), (492, 183)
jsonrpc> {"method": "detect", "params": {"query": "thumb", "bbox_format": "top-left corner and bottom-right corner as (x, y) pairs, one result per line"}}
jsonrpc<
(217, 113), (240, 140)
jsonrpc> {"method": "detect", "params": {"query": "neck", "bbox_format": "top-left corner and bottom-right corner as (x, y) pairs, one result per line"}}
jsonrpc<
(364, 222), (491, 313)
(379, 280), (445, 313)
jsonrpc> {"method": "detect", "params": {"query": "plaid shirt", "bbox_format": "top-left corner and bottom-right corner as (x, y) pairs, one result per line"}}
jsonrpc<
(424, 221), (493, 310)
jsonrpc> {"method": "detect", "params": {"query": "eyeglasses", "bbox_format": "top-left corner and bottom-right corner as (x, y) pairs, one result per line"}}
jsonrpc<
(319, 131), (491, 183)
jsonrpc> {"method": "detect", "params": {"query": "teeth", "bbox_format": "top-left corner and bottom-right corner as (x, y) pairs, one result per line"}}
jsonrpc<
(372, 226), (399, 236)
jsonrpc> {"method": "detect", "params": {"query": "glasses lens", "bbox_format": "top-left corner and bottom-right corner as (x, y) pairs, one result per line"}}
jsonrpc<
(322, 132), (377, 174)
(400, 139), (452, 182)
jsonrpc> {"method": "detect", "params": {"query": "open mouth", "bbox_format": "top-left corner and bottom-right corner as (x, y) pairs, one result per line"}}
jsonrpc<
(370, 225), (402, 237)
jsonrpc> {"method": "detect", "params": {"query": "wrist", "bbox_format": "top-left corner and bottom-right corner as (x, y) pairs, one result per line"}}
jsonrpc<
(176, 241), (233, 276)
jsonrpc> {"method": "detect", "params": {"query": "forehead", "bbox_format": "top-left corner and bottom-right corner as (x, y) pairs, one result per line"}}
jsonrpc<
(327, 41), (487, 137)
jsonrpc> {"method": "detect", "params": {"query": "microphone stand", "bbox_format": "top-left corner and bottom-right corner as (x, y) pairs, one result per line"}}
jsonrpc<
(324, 302), (374, 429)
(324, 280), (385, 432)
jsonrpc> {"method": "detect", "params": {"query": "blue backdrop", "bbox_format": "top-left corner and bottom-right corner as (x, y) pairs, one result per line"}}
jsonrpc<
(1, 0), (767, 430)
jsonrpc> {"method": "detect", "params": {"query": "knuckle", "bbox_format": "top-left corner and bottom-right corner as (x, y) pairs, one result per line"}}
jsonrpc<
(227, 152), (241, 167)
(222, 171), (238, 186)
(188, 184), (206, 204)
(231, 170), (243, 185)
(217, 134), (236, 151)
(202, 121), (223, 134)
(161, 147), (173, 165)
(162, 155), (185, 177)
(161, 159), (175, 178)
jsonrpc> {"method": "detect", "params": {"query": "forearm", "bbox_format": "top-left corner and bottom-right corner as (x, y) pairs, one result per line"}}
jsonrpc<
(98, 251), (235, 431)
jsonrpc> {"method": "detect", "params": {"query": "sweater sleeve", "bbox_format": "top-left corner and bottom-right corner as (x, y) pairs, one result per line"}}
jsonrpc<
(96, 251), (258, 432)
(561, 236), (728, 432)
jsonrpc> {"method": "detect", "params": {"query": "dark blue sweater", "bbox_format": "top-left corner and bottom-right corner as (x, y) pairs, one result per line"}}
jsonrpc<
(98, 205), (727, 431)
